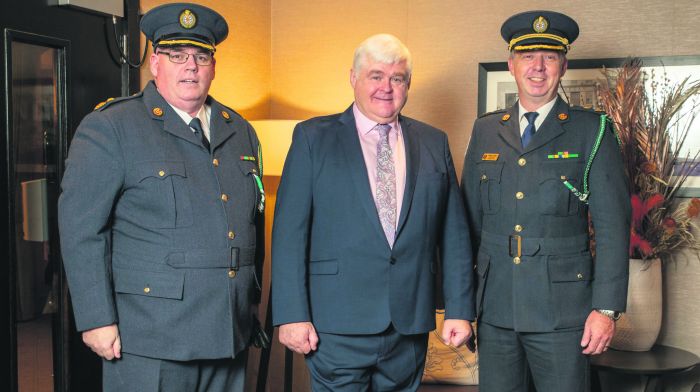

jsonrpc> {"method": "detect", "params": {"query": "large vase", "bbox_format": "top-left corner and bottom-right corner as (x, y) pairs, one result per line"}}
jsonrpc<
(609, 258), (662, 351)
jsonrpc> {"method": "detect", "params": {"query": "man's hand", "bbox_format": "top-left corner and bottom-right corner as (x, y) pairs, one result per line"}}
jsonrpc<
(82, 324), (121, 360)
(441, 319), (473, 349)
(580, 311), (615, 355)
(278, 322), (319, 354)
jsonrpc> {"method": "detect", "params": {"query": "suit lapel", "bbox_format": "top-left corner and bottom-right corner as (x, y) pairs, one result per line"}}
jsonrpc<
(143, 82), (203, 148)
(497, 103), (522, 151)
(523, 97), (568, 153)
(395, 116), (419, 237)
(337, 107), (387, 242)
(208, 98), (237, 151)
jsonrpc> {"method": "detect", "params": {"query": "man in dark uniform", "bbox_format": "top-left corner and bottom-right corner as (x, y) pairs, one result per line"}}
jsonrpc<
(461, 10), (631, 392)
(58, 3), (264, 390)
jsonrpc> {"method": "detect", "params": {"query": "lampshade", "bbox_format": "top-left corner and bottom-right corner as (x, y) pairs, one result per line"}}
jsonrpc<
(249, 120), (299, 176)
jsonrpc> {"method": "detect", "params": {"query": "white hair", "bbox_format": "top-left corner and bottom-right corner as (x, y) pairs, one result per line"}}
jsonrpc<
(352, 34), (412, 78)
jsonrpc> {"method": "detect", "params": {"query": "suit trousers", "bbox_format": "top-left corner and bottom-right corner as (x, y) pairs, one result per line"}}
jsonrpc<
(478, 322), (590, 392)
(305, 326), (428, 391)
(102, 351), (248, 392)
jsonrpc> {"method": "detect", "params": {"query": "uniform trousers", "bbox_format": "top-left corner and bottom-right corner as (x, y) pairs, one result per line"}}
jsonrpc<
(478, 322), (589, 392)
(102, 350), (248, 392)
(305, 325), (428, 392)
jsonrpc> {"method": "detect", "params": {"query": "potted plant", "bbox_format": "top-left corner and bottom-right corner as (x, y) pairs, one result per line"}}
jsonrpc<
(597, 58), (700, 351)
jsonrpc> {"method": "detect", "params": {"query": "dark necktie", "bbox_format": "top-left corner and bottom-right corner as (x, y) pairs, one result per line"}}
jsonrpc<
(189, 117), (210, 151)
(521, 111), (538, 148)
(374, 124), (396, 247)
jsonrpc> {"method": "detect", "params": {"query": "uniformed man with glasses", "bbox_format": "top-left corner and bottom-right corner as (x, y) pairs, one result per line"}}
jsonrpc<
(58, 3), (265, 390)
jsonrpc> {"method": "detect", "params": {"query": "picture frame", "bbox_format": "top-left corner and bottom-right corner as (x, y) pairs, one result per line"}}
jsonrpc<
(477, 55), (700, 196)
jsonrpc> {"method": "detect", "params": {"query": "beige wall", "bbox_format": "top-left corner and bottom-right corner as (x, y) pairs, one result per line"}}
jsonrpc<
(139, 1), (700, 391)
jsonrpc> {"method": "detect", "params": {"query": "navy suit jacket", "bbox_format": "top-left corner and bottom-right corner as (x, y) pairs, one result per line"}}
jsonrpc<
(272, 105), (474, 335)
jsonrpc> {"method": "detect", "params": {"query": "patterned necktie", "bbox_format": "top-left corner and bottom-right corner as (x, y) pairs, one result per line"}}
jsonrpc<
(189, 117), (211, 151)
(374, 124), (396, 247)
(521, 111), (539, 148)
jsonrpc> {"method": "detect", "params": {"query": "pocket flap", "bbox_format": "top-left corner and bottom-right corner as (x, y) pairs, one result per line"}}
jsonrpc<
(309, 260), (339, 275)
(478, 162), (504, 183)
(113, 267), (185, 299)
(549, 256), (592, 282)
(136, 161), (187, 181)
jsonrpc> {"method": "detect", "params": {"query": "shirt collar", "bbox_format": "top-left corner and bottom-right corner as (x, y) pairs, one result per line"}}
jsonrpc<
(518, 96), (557, 125)
(168, 103), (210, 130)
(352, 103), (400, 135)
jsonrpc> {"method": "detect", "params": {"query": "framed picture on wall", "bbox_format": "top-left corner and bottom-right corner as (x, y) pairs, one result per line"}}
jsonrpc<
(477, 55), (700, 196)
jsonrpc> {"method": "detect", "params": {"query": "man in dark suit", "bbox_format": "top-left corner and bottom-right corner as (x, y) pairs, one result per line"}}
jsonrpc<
(58, 3), (264, 390)
(461, 10), (631, 392)
(272, 33), (474, 391)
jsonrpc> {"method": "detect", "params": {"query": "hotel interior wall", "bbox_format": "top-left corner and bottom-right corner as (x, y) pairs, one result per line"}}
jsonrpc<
(139, 1), (700, 391)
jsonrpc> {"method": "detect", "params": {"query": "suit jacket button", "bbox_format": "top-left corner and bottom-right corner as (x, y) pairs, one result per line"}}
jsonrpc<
(228, 270), (236, 278)
(390, 257), (396, 265)
(513, 257), (521, 265)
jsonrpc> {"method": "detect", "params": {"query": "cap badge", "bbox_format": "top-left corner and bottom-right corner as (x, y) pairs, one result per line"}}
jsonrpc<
(533, 16), (548, 33)
(179, 9), (197, 29)
(152, 107), (164, 117)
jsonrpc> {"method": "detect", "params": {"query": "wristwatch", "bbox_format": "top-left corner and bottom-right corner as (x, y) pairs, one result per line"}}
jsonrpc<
(595, 309), (622, 321)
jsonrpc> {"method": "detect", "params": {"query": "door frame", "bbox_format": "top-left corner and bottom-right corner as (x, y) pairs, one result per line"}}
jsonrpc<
(4, 28), (70, 392)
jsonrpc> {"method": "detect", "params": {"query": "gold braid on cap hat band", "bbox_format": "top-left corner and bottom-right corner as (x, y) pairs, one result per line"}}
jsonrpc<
(156, 39), (215, 52)
(508, 33), (569, 51)
(513, 44), (567, 51)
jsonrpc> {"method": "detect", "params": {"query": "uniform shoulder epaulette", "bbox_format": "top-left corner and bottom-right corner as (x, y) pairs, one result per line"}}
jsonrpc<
(478, 108), (507, 118)
(93, 91), (143, 111)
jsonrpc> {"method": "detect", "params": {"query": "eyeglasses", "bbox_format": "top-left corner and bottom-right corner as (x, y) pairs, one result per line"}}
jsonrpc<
(157, 51), (213, 66)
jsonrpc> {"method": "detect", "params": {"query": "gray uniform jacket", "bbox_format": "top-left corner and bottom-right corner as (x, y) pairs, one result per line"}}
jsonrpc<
(59, 82), (264, 361)
(461, 97), (630, 332)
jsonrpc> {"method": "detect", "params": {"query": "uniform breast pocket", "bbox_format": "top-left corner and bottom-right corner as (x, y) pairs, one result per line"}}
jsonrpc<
(538, 160), (583, 216)
(477, 162), (504, 215)
(128, 161), (193, 228)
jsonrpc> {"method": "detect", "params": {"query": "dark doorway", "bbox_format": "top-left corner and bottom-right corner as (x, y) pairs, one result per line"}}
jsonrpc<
(2, 1), (140, 391)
